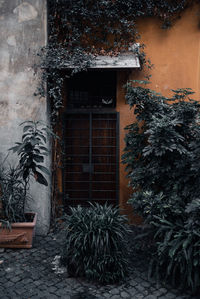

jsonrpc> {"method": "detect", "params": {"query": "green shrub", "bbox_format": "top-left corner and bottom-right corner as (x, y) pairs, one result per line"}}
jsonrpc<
(150, 199), (200, 293)
(122, 82), (200, 223)
(122, 81), (200, 292)
(61, 203), (130, 283)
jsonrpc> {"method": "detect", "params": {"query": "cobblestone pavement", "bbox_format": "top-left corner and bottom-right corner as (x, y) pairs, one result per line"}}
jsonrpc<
(0, 230), (199, 299)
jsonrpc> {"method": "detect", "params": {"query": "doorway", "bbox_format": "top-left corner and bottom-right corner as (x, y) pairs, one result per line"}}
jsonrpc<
(62, 71), (119, 207)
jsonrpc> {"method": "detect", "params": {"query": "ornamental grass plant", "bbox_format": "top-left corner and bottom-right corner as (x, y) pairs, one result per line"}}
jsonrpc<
(61, 203), (130, 283)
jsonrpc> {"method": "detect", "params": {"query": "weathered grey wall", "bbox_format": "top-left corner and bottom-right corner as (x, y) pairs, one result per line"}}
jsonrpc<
(0, 0), (49, 235)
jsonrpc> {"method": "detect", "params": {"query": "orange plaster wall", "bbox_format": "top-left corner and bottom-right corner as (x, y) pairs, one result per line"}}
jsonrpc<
(137, 4), (200, 99)
(117, 4), (200, 223)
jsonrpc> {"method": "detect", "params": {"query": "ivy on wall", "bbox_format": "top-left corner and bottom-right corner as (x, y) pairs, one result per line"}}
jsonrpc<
(38, 0), (196, 126)
(48, 0), (190, 52)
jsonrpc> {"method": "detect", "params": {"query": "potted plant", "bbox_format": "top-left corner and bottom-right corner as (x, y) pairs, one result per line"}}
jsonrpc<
(0, 121), (51, 248)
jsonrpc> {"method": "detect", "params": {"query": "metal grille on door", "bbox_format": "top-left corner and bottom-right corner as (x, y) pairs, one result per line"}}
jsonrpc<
(63, 112), (119, 207)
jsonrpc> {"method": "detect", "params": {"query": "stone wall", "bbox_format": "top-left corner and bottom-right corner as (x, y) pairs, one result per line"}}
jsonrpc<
(0, 0), (49, 235)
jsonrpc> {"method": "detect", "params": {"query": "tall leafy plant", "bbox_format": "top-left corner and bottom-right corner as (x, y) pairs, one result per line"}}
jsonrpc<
(122, 81), (200, 291)
(0, 121), (51, 224)
(122, 81), (200, 223)
(10, 121), (50, 187)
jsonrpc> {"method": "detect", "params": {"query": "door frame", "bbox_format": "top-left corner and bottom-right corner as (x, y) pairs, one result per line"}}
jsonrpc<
(62, 110), (120, 206)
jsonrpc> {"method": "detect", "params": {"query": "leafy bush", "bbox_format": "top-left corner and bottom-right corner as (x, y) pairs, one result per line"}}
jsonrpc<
(150, 199), (200, 292)
(122, 81), (200, 292)
(61, 203), (130, 283)
(122, 82), (200, 223)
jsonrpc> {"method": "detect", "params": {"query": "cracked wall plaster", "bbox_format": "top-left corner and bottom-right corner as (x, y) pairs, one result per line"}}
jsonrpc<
(0, 0), (49, 235)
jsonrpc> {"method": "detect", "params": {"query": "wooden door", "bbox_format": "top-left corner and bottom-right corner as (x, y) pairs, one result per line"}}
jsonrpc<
(63, 112), (119, 207)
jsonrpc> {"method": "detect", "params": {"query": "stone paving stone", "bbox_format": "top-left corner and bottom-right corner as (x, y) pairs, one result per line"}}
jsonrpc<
(14, 269), (24, 275)
(164, 294), (178, 299)
(95, 295), (106, 299)
(104, 293), (112, 298)
(149, 286), (156, 292)
(141, 281), (151, 288)
(129, 288), (140, 295)
(0, 231), (198, 299)
(75, 286), (87, 293)
(15, 287), (27, 295)
(0, 277), (9, 285)
(56, 287), (72, 296)
(135, 284), (146, 293)
(6, 290), (18, 298)
(126, 279), (138, 287)
(22, 277), (34, 284)
(134, 294), (145, 299)
(4, 280), (15, 287)
(47, 294), (59, 299)
(159, 296), (175, 299)
(152, 290), (165, 297)
(110, 288), (120, 295)
(142, 290), (149, 296)
(110, 295), (121, 299)
(159, 287), (168, 294)
(10, 275), (22, 283)
(48, 285), (58, 293)
(34, 291), (52, 298)
(38, 284), (49, 291)
(45, 279), (56, 286)
(135, 277), (145, 284)
(33, 280), (43, 286)
(121, 290), (131, 298)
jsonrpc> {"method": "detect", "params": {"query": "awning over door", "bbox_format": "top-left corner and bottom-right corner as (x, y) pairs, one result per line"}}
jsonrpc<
(63, 44), (140, 69)
(91, 52), (140, 68)
(90, 44), (140, 69)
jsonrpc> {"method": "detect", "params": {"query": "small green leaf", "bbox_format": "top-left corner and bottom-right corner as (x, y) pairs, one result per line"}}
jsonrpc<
(33, 155), (44, 163)
(23, 125), (33, 133)
(34, 171), (48, 186)
(37, 165), (50, 175)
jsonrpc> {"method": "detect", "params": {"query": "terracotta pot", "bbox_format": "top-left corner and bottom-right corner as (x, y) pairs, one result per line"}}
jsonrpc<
(0, 213), (37, 248)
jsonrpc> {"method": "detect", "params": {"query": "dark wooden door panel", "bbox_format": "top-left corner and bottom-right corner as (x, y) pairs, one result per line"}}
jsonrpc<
(63, 112), (119, 207)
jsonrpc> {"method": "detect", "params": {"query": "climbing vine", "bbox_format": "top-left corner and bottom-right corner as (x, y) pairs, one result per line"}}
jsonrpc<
(35, 0), (199, 126)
